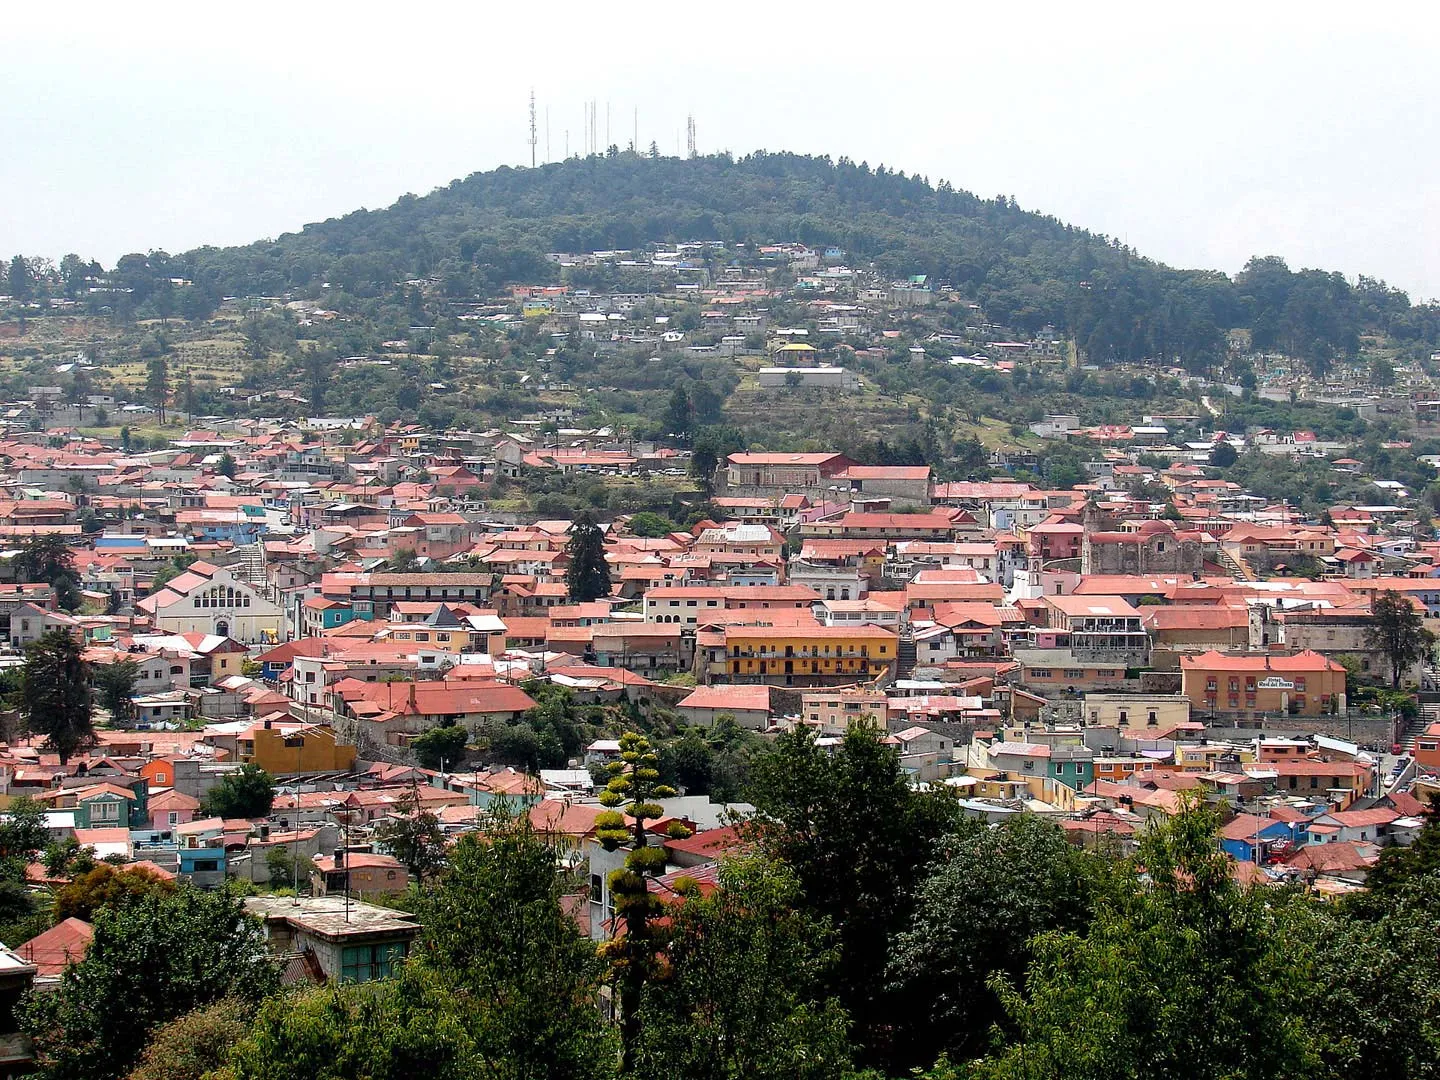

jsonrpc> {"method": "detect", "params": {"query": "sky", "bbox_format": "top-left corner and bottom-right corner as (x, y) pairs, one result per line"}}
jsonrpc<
(5, 1), (1440, 297)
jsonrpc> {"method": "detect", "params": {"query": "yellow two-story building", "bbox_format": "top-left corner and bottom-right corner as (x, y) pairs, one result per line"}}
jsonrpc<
(712, 625), (897, 686)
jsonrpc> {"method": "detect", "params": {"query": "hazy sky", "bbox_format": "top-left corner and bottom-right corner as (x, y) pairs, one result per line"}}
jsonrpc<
(6, 2), (1440, 297)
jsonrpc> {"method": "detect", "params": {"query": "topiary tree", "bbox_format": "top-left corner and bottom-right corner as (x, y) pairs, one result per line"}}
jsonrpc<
(594, 731), (688, 1070)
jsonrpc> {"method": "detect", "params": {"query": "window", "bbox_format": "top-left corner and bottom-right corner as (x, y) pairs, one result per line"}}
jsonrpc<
(91, 800), (120, 823)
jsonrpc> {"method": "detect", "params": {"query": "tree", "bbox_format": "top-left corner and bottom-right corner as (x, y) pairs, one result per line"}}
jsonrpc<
(633, 855), (854, 1080)
(663, 385), (695, 445)
(388, 548), (420, 573)
(374, 787), (447, 883)
(1210, 441), (1238, 468)
(42, 836), (96, 878)
(145, 355), (169, 422)
(411, 721), (468, 771)
(660, 727), (715, 795)
(21, 630), (95, 765)
(20, 886), (278, 1080)
(744, 723), (961, 1067)
(1366, 590), (1436, 689)
(886, 816), (1107, 1068)
(126, 997), (255, 1080)
(594, 731), (686, 1070)
(967, 799), (1320, 1080)
(1295, 875), (1440, 1080)
(54, 863), (175, 922)
(13, 535), (78, 590)
(199, 764), (275, 819)
(223, 968), (484, 1080)
(564, 512), (611, 602)
(1361, 797), (1440, 901)
(263, 846), (295, 890)
(9, 254), (34, 301)
(94, 660), (140, 726)
(216, 452), (237, 479)
(626, 511), (675, 538)
(0, 795), (48, 867)
(410, 815), (615, 1080)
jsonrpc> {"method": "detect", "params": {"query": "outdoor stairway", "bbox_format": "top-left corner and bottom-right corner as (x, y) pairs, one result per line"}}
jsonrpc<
(1400, 703), (1439, 752)
(1217, 543), (1259, 582)
(233, 540), (268, 592)
(896, 635), (917, 678)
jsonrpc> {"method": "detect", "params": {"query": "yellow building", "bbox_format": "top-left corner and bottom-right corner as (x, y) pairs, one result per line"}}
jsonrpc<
(240, 719), (358, 775)
(717, 625), (896, 685)
(384, 615), (506, 656)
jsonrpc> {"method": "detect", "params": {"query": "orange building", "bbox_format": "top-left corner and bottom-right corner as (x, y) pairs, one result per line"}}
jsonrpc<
(1179, 650), (1346, 719)
(1416, 721), (1440, 770)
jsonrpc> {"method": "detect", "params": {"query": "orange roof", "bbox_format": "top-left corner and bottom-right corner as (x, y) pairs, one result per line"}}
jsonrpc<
(15, 917), (93, 977)
(1179, 650), (1345, 673)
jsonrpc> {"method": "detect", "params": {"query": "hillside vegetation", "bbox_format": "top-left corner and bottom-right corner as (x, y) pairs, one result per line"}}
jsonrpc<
(27, 151), (1438, 372)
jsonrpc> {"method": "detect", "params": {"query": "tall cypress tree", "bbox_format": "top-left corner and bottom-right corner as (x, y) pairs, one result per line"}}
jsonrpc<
(564, 513), (611, 602)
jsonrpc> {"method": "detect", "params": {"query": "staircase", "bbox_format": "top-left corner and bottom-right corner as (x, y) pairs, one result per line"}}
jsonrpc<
(1400, 703), (1439, 752)
(1217, 543), (1259, 582)
(233, 540), (268, 593)
(896, 635), (917, 678)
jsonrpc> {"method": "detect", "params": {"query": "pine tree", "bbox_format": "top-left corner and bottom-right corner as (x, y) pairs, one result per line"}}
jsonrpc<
(595, 732), (688, 1071)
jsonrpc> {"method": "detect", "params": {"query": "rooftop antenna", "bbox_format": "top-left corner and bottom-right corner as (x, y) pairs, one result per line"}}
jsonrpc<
(528, 89), (537, 168)
(686, 113), (696, 158)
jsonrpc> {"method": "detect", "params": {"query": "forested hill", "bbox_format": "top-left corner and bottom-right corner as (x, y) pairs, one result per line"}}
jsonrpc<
(155, 152), (1439, 366)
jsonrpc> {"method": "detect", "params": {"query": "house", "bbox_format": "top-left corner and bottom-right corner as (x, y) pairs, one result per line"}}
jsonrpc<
(1040, 595), (1150, 666)
(244, 895), (420, 984)
(1306, 807), (1399, 845)
(799, 688), (890, 732)
(1084, 693), (1191, 730)
(146, 788), (200, 831)
(674, 684), (772, 730)
(1219, 814), (1303, 863)
(15, 917), (92, 981)
(311, 851), (409, 898)
(237, 720), (358, 776)
(72, 782), (146, 830)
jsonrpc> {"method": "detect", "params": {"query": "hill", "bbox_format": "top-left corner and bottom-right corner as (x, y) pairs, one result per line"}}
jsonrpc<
(127, 151), (1439, 370)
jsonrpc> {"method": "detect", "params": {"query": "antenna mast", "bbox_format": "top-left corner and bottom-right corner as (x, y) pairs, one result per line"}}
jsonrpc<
(528, 89), (537, 167)
(686, 114), (696, 158)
